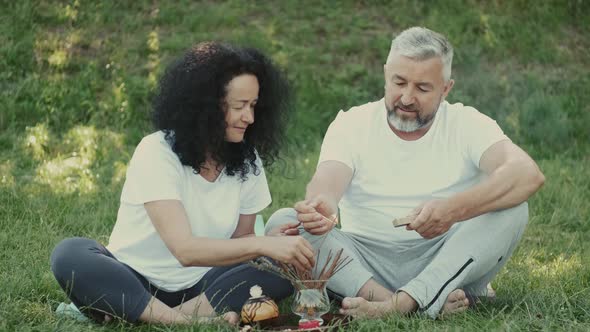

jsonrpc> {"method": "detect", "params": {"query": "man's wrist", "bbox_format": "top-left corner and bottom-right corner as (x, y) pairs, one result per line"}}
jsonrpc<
(445, 195), (470, 222)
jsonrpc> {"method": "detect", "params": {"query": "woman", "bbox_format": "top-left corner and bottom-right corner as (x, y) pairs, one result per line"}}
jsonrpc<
(50, 42), (314, 325)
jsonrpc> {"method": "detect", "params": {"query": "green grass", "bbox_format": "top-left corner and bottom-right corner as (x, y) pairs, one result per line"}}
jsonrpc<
(1, 0), (589, 331)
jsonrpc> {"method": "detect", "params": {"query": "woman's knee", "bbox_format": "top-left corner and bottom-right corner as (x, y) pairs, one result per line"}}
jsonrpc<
(50, 237), (97, 279)
(264, 208), (297, 235)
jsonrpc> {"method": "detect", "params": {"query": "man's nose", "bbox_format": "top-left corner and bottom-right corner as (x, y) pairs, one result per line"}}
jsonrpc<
(400, 88), (416, 106)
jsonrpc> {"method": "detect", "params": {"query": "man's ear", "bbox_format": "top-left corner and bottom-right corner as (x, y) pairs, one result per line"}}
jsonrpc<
(442, 79), (455, 99)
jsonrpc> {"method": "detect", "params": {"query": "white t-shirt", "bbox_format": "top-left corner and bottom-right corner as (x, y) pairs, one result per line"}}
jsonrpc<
(319, 99), (508, 242)
(107, 131), (271, 291)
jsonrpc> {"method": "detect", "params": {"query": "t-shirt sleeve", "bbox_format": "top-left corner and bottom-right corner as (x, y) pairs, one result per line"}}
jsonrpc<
(239, 155), (272, 215)
(317, 110), (355, 170)
(121, 135), (183, 204)
(463, 108), (510, 167)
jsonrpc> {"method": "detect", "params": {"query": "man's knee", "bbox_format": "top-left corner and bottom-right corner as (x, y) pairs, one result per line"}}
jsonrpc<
(264, 208), (297, 235)
(497, 201), (529, 235)
(464, 201), (529, 235)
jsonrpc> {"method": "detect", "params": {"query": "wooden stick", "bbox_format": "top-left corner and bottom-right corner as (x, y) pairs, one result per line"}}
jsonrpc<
(392, 215), (414, 227)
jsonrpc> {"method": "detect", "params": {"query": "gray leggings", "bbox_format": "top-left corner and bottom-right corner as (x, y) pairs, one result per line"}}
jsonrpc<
(265, 203), (528, 318)
(50, 237), (292, 322)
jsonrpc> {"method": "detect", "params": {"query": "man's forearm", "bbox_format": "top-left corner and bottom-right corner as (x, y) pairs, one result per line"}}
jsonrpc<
(300, 161), (353, 232)
(305, 179), (340, 212)
(448, 159), (544, 222)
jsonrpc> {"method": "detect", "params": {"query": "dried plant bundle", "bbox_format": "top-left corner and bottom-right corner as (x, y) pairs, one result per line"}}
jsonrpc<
(249, 248), (352, 290)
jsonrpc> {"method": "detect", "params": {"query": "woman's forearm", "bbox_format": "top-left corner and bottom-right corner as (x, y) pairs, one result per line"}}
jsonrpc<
(174, 236), (264, 267)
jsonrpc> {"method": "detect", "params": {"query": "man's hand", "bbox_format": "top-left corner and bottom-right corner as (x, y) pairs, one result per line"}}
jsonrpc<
(260, 236), (316, 271)
(294, 195), (338, 235)
(406, 199), (457, 239)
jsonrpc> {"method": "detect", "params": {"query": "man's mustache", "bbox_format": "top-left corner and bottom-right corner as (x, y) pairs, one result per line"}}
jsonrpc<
(395, 103), (420, 112)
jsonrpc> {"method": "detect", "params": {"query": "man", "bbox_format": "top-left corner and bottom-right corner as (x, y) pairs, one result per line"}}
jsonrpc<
(266, 26), (544, 318)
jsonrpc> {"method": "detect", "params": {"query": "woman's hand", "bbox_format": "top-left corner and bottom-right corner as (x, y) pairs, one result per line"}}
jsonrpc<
(260, 236), (315, 271)
(265, 221), (300, 236)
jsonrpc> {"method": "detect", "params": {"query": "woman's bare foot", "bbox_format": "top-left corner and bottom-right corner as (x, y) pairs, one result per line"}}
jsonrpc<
(340, 289), (470, 318)
(222, 312), (239, 325)
(440, 289), (470, 316)
(196, 312), (239, 325)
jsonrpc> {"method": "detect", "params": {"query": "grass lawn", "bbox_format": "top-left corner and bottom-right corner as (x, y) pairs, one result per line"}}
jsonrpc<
(1, 1), (589, 331)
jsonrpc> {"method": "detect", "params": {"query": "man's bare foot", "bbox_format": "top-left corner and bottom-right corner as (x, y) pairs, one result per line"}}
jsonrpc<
(440, 289), (470, 316)
(339, 297), (390, 318)
(340, 289), (470, 318)
(339, 291), (417, 318)
(487, 283), (496, 299)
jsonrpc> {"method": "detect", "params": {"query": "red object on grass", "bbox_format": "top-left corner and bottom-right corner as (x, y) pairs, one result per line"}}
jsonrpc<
(298, 319), (321, 329)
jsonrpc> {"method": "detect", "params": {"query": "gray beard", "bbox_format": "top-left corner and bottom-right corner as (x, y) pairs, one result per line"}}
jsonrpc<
(386, 102), (440, 133)
(388, 111), (423, 132)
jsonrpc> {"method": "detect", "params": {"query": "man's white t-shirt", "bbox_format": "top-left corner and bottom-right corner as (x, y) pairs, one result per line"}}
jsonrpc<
(107, 131), (271, 291)
(319, 99), (508, 242)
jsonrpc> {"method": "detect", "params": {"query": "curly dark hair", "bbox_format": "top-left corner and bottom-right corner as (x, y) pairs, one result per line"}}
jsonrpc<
(152, 42), (292, 180)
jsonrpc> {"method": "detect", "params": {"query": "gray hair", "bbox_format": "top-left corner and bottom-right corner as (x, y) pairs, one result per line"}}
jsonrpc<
(386, 27), (454, 81)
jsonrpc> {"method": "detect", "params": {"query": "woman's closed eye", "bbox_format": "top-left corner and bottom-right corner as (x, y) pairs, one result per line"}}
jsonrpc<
(231, 101), (256, 110)
(230, 102), (247, 110)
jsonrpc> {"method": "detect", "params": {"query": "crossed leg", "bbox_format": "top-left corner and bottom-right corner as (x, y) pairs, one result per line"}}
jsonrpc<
(266, 203), (528, 319)
(51, 238), (248, 325)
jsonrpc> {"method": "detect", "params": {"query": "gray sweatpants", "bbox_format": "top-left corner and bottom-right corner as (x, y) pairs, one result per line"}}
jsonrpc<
(265, 202), (528, 318)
